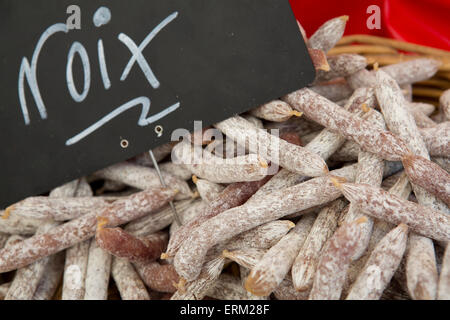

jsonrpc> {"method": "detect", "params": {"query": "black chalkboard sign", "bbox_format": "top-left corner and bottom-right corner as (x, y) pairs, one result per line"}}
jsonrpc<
(0, 0), (315, 208)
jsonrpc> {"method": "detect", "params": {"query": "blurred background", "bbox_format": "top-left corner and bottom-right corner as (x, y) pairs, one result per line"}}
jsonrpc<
(290, 0), (450, 51)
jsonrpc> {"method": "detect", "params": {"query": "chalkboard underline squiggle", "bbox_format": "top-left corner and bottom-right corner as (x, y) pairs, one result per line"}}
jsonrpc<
(65, 97), (180, 146)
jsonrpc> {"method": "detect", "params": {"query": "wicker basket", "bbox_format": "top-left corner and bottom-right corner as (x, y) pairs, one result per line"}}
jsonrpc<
(330, 34), (450, 110)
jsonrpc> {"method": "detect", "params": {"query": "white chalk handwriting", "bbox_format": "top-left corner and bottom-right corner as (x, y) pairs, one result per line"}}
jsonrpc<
(18, 8), (180, 147)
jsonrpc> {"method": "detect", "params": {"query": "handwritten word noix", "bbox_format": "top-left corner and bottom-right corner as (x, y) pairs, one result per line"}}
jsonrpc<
(17, 7), (180, 146)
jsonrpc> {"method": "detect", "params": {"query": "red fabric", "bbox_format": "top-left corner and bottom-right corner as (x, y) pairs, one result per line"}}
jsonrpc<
(289, 0), (450, 51)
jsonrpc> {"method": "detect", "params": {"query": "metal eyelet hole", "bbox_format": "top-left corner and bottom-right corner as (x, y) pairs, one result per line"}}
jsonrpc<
(155, 125), (163, 137)
(120, 139), (129, 148)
